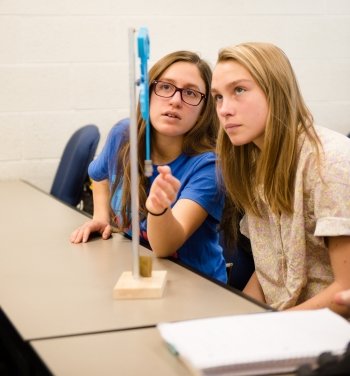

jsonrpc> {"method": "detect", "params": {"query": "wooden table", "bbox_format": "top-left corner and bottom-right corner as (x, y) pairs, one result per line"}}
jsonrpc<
(31, 327), (192, 376)
(0, 180), (267, 375)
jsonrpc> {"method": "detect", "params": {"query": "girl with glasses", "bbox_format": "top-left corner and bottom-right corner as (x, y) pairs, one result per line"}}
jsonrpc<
(212, 42), (350, 315)
(70, 51), (227, 283)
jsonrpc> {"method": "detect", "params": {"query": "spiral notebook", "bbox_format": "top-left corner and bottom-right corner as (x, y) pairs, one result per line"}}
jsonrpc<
(157, 309), (350, 376)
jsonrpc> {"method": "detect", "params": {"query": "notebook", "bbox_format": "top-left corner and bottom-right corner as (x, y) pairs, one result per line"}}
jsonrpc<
(157, 309), (350, 376)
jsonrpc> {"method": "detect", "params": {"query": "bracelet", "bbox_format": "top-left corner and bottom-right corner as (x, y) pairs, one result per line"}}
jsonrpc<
(147, 207), (168, 216)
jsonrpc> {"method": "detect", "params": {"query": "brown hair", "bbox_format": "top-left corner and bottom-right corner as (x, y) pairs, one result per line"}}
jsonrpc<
(111, 50), (219, 230)
(216, 42), (321, 245)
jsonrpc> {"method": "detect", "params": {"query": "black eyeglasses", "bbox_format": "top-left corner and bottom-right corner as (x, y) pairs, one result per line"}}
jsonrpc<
(152, 80), (206, 106)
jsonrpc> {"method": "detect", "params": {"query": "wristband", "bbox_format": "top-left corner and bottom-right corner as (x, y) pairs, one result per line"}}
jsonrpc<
(147, 207), (168, 216)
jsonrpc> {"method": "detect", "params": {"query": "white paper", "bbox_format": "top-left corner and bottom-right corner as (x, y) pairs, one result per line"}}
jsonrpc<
(158, 309), (350, 375)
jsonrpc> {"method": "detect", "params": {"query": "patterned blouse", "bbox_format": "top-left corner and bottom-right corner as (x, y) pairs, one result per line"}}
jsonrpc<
(241, 126), (350, 310)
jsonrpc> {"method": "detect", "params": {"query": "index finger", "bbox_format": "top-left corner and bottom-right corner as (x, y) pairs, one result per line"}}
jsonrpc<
(157, 165), (171, 176)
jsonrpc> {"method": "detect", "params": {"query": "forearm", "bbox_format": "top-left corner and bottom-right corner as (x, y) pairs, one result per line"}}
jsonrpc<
(290, 236), (350, 317)
(243, 272), (266, 304)
(288, 281), (350, 317)
(147, 208), (187, 257)
(145, 167), (208, 257)
(91, 179), (111, 223)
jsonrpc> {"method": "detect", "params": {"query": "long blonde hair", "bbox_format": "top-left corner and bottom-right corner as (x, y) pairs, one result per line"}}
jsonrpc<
(111, 50), (219, 230)
(216, 42), (320, 244)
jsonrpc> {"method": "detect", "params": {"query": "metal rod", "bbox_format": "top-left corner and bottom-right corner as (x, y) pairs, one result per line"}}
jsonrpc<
(128, 27), (140, 279)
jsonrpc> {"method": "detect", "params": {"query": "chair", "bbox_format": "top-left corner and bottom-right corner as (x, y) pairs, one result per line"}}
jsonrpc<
(221, 232), (255, 290)
(50, 124), (100, 207)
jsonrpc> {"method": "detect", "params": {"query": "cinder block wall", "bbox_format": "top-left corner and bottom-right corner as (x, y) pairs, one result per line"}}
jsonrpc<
(1, 0), (349, 189)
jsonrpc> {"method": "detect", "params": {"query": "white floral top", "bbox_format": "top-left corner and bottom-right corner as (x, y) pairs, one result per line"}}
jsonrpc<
(241, 126), (350, 310)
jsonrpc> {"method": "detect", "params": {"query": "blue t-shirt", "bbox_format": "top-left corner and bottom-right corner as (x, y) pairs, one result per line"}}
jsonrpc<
(89, 120), (227, 283)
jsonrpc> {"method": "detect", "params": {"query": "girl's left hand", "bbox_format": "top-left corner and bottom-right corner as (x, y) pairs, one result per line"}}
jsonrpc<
(146, 165), (180, 215)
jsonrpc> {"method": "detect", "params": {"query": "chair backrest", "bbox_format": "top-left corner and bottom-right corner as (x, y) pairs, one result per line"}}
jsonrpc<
(220, 231), (255, 290)
(50, 124), (100, 206)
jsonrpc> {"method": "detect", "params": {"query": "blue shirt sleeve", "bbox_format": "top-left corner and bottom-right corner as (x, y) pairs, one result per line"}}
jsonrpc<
(88, 120), (129, 182)
(177, 153), (223, 222)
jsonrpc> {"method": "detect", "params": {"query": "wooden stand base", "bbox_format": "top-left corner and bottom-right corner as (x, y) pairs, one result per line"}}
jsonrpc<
(113, 270), (167, 299)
